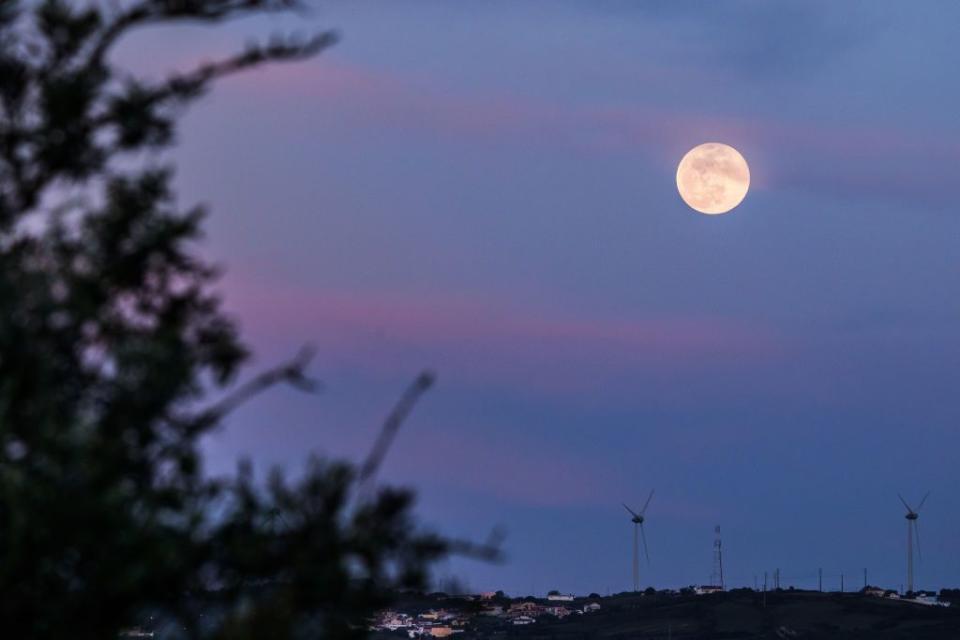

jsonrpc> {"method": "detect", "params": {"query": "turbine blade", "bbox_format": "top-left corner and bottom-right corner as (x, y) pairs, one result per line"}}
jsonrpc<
(640, 523), (651, 565)
(898, 493), (913, 513)
(641, 489), (655, 515)
(623, 503), (639, 518)
(917, 491), (930, 511)
(914, 520), (922, 563)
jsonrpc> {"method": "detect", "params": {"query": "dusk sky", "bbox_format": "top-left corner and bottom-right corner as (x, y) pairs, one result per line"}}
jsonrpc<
(122, 1), (960, 594)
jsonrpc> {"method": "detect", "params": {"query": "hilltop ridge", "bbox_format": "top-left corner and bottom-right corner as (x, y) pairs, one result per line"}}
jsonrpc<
(372, 588), (960, 639)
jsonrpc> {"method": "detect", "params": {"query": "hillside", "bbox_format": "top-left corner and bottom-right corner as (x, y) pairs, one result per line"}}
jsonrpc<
(504, 591), (959, 639)
(375, 590), (960, 639)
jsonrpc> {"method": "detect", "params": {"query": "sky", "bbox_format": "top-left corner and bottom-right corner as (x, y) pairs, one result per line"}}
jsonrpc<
(120, 1), (960, 594)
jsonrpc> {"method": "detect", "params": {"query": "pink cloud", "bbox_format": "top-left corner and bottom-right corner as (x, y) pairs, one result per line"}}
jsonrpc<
(221, 59), (960, 207)
(225, 58), (406, 101)
(388, 425), (611, 509)
(380, 421), (724, 518)
(220, 278), (785, 396)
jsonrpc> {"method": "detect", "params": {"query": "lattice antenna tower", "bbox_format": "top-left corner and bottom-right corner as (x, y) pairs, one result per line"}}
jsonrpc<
(711, 525), (724, 589)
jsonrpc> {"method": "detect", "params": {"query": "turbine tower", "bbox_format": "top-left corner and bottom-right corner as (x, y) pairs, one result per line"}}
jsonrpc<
(899, 492), (929, 594)
(623, 489), (654, 592)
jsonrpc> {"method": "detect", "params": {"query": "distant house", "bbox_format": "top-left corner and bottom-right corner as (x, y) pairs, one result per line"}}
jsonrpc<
(583, 602), (601, 613)
(377, 612), (413, 631)
(419, 609), (453, 622)
(545, 606), (573, 618)
(428, 626), (463, 637)
(695, 585), (724, 595)
(908, 594), (950, 607)
(509, 601), (545, 617)
(864, 587), (886, 598)
(547, 592), (575, 602)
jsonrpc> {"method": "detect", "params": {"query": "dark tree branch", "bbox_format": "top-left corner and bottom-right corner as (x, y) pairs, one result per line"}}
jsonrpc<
(190, 344), (319, 427)
(358, 371), (435, 491)
(88, 0), (311, 69)
(447, 526), (507, 563)
(0, 4), (496, 635)
(1, 9), (336, 222)
(94, 30), (338, 128)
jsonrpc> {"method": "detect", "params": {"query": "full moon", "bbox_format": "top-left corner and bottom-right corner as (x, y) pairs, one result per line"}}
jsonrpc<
(676, 142), (750, 215)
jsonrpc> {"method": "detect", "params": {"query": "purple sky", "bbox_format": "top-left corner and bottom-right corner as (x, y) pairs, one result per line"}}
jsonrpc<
(121, 1), (960, 594)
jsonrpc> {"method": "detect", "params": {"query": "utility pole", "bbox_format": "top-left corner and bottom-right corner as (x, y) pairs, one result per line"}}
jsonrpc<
(818, 568), (822, 593)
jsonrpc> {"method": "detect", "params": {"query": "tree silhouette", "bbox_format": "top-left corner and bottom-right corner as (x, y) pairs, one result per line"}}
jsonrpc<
(0, 2), (497, 638)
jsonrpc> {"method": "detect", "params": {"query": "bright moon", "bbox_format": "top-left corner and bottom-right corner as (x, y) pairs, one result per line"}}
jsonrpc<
(676, 142), (750, 215)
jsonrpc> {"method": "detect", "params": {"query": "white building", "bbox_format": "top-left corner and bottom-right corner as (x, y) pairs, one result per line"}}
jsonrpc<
(695, 585), (724, 595)
(908, 594), (950, 607)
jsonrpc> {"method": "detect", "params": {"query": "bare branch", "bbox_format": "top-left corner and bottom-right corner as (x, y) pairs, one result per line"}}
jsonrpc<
(94, 30), (338, 129)
(190, 344), (319, 427)
(447, 526), (507, 563)
(88, 0), (311, 69)
(168, 31), (338, 90)
(358, 371), (435, 490)
(88, 5), (150, 69)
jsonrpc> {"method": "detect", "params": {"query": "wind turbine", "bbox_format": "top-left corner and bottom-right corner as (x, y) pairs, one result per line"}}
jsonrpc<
(623, 489), (654, 592)
(899, 492), (929, 594)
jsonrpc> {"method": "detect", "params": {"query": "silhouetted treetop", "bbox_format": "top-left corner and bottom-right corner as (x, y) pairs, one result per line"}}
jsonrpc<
(0, 3), (497, 639)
